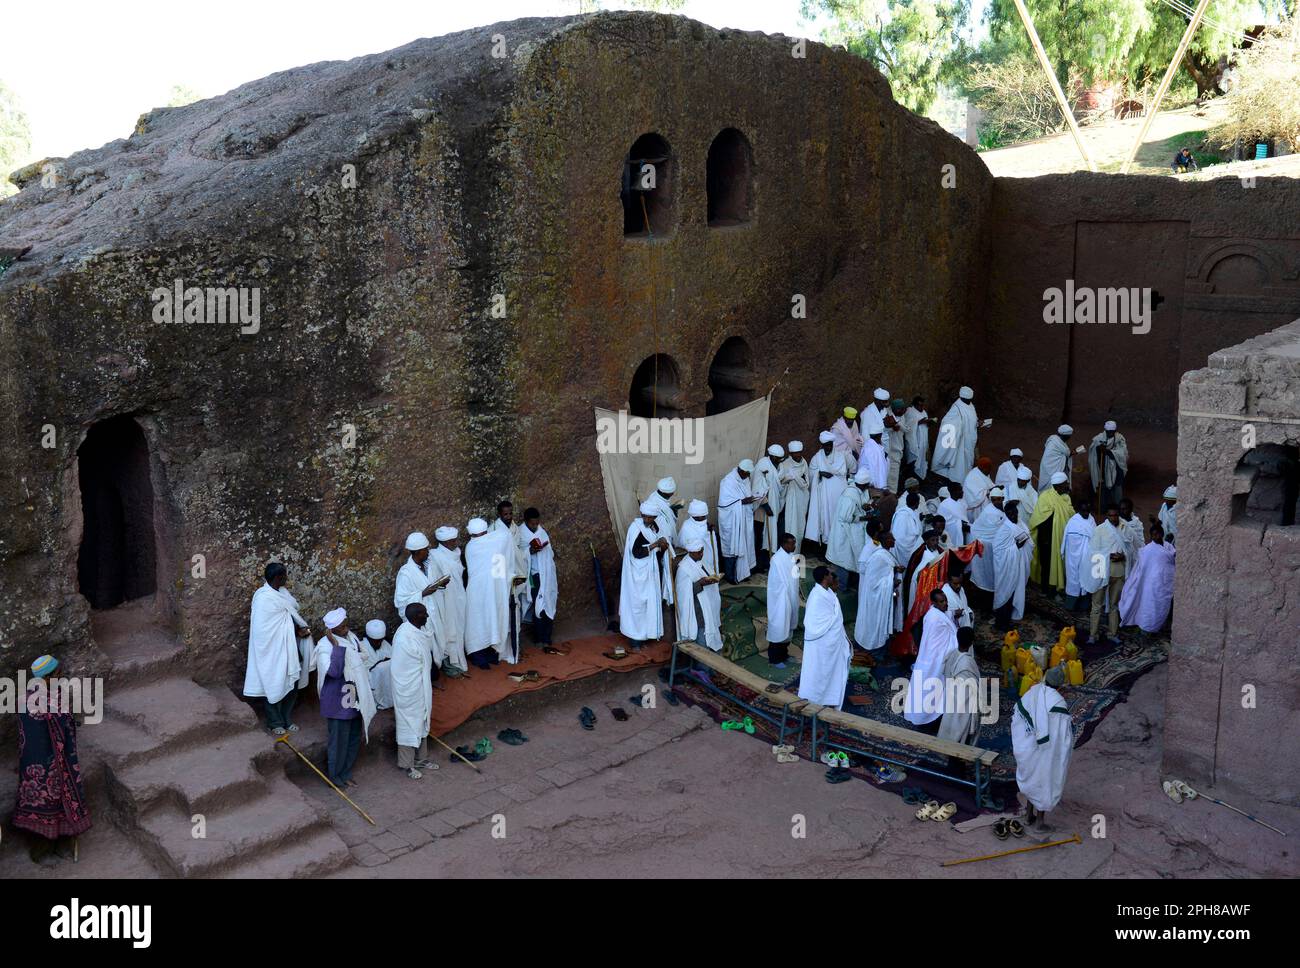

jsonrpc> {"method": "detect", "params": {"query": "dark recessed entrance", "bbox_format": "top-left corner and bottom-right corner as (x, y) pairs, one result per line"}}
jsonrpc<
(628, 354), (682, 418)
(77, 415), (158, 610)
(707, 336), (756, 415)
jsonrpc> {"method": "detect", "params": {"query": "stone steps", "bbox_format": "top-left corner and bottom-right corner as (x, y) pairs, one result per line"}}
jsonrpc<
(216, 825), (354, 880)
(113, 729), (277, 817)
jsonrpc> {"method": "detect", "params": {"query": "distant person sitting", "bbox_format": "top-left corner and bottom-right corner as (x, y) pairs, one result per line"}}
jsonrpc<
(1171, 147), (1199, 174)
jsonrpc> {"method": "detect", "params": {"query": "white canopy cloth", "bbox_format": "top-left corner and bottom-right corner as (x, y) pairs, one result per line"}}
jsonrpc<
(243, 583), (308, 704)
(797, 584), (851, 709)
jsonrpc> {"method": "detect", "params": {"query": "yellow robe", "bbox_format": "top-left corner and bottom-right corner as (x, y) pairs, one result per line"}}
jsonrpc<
(1028, 488), (1074, 591)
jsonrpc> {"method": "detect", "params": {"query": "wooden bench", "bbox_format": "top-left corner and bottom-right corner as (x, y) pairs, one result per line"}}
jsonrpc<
(669, 640), (820, 746)
(669, 640), (1001, 807)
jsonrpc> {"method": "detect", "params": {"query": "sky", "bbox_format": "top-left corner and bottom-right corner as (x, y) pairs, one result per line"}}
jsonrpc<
(1, 0), (838, 165)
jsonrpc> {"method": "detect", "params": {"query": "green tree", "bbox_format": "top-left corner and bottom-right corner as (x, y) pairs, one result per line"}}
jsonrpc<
(0, 81), (32, 199)
(802, 0), (972, 113)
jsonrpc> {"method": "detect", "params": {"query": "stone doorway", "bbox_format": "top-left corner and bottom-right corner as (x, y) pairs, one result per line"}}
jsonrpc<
(77, 415), (158, 610)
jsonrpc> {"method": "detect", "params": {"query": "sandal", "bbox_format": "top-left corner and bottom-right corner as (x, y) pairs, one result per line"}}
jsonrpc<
(931, 802), (957, 823)
(414, 759), (440, 771)
(474, 738), (493, 757)
(578, 707), (596, 730)
(406, 768), (424, 780)
(825, 769), (851, 784)
(771, 744), (795, 755)
(915, 800), (941, 820)
(608, 706), (629, 723)
(901, 787), (925, 805)
(776, 752), (799, 764)
(993, 819), (1011, 841)
(497, 729), (526, 746)
(1008, 819), (1026, 838)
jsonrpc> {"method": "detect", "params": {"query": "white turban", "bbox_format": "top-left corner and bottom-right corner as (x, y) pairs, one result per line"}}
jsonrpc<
(467, 517), (489, 535)
(989, 486), (1005, 498)
(365, 619), (386, 640)
(323, 608), (347, 629)
(873, 387), (889, 402)
(1017, 465), (1033, 481)
(854, 466), (871, 485)
(1010, 447), (1023, 457)
(688, 499), (708, 517)
(638, 501), (656, 516)
(819, 431), (834, 444)
(1058, 424), (1073, 436)
(1050, 471), (1068, 486)
(657, 477), (676, 494)
(938, 486), (950, 499)
(1104, 420), (1117, 431)
(738, 459), (754, 473)
(1164, 486), (1178, 499)
(435, 526), (457, 541)
(767, 444), (784, 458)
(788, 440), (803, 453)
(959, 386), (974, 400)
(684, 537), (705, 553)
(405, 531), (430, 551)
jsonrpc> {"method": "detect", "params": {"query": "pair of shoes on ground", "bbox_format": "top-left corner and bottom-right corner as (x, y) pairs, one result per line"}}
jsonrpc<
(771, 743), (798, 764)
(405, 759), (440, 780)
(269, 724), (300, 736)
(449, 740), (491, 763)
(993, 818), (1026, 840)
(820, 750), (850, 768)
(869, 763), (907, 785)
(915, 800), (957, 822)
(496, 728), (529, 746)
(721, 716), (755, 733)
(507, 669), (541, 683)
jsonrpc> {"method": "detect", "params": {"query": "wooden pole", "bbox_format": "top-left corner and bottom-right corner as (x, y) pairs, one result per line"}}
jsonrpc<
(276, 735), (377, 825)
(941, 832), (1081, 867)
(1120, 0), (1212, 174)
(1009, 0), (1096, 172)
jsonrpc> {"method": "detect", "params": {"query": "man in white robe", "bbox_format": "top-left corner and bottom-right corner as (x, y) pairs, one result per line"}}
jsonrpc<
(1082, 504), (1128, 645)
(862, 388), (889, 439)
(718, 459), (759, 584)
(752, 444), (786, 566)
(797, 567), (851, 709)
(465, 517), (522, 667)
(766, 533), (801, 666)
(1158, 486), (1178, 543)
(314, 608), (377, 788)
(902, 395), (932, 481)
(938, 628), (981, 746)
(1012, 680), (1074, 831)
(1061, 500), (1096, 610)
(1006, 464), (1038, 527)
(618, 502), (670, 647)
(859, 434), (890, 491)
(942, 569), (973, 631)
(1118, 524), (1176, 632)
(1088, 420), (1129, 508)
(675, 537), (723, 652)
(931, 386), (979, 484)
(244, 562), (312, 735)
(855, 524), (897, 652)
(968, 487), (1007, 605)
(1038, 425), (1074, 493)
(905, 528), (944, 624)
(937, 484), (968, 549)
(391, 603), (437, 779)
(778, 440), (811, 547)
(904, 591), (958, 732)
(361, 619), (394, 709)
(831, 408), (863, 473)
(827, 466), (871, 587)
(806, 431), (848, 545)
(1117, 499), (1145, 568)
(883, 398), (908, 493)
(890, 491), (923, 572)
(993, 501), (1034, 628)
(996, 448), (1027, 491)
(495, 501), (532, 643)
(520, 507), (558, 648)
(642, 477), (682, 549)
(962, 457), (996, 519)
(676, 500), (718, 576)
(428, 527), (468, 674)
(394, 531), (450, 670)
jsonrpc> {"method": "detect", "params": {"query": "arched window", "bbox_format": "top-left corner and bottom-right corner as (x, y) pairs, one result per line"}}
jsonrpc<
(1234, 443), (1299, 526)
(706, 128), (753, 227)
(629, 354), (682, 418)
(622, 133), (675, 238)
(706, 336), (756, 416)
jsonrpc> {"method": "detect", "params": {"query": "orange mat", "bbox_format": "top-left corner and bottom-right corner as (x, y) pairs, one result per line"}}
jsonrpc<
(429, 635), (672, 736)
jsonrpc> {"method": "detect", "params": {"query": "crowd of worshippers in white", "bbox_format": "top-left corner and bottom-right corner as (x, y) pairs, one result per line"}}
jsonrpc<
(243, 503), (559, 781)
(623, 387), (1177, 824)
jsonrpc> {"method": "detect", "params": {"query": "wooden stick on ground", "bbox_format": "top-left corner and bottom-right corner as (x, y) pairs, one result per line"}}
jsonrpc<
(275, 735), (376, 825)
(430, 732), (482, 772)
(941, 833), (1081, 867)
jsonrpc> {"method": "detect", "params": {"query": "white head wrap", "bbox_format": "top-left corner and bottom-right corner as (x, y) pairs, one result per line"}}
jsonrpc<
(688, 499), (708, 517)
(738, 459), (755, 473)
(818, 431), (834, 444)
(873, 387), (889, 402)
(788, 440), (803, 453)
(854, 466), (871, 485)
(435, 526), (457, 541)
(767, 444), (784, 458)
(989, 486), (1005, 498)
(938, 486), (950, 499)
(657, 477), (676, 494)
(405, 531), (430, 551)
(1058, 424), (1073, 436)
(1050, 471), (1068, 486)
(365, 619), (386, 640)
(1010, 448), (1023, 457)
(959, 386), (974, 400)
(323, 608), (347, 629)
(684, 537), (705, 553)
(1104, 420), (1117, 432)
(638, 501), (656, 516)
(467, 517), (489, 536)
(1017, 466), (1033, 481)
(1164, 486), (1178, 499)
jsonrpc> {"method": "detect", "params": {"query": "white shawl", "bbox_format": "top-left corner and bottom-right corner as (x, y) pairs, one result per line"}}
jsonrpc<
(243, 583), (307, 704)
(854, 542), (896, 651)
(313, 630), (377, 740)
(778, 457), (811, 546)
(1118, 540), (1176, 632)
(1038, 435), (1071, 493)
(1012, 683), (1074, 812)
(718, 467), (756, 582)
(428, 545), (467, 672)
(618, 518), (665, 642)
(521, 523), (558, 620)
(969, 504), (1007, 592)
(766, 547), (801, 644)
(905, 606), (957, 725)
(752, 456), (786, 552)
(675, 554), (722, 651)
(993, 518), (1033, 618)
(806, 448), (847, 543)
(797, 584), (851, 709)
(931, 399), (978, 483)
(465, 529), (518, 662)
(390, 620), (434, 748)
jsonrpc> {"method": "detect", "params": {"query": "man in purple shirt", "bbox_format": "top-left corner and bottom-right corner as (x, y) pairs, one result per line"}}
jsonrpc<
(317, 608), (364, 788)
